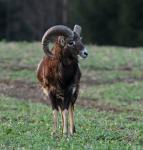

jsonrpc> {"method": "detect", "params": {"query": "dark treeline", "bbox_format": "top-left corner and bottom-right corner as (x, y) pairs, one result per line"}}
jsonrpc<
(0, 0), (143, 46)
(0, 0), (66, 41)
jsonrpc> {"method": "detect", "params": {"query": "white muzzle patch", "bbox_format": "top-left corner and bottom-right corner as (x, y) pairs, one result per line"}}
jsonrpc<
(79, 48), (88, 58)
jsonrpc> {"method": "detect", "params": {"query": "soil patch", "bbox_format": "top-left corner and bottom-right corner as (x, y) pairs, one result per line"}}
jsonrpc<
(0, 79), (141, 113)
(81, 77), (143, 86)
(0, 62), (141, 72)
(0, 80), (47, 104)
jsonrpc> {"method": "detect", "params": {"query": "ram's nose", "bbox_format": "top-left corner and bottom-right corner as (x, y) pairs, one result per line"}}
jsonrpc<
(80, 48), (88, 58)
(83, 51), (88, 57)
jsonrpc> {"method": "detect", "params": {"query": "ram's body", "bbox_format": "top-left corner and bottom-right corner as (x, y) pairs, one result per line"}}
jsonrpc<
(36, 25), (88, 135)
(37, 42), (81, 110)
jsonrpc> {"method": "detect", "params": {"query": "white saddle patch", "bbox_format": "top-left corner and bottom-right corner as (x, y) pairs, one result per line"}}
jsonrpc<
(42, 87), (48, 96)
(72, 87), (76, 95)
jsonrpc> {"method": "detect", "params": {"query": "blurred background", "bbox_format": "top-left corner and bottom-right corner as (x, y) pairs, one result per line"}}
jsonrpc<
(0, 0), (143, 46)
(1, 0), (143, 149)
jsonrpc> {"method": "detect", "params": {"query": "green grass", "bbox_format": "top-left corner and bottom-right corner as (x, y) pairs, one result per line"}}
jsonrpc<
(81, 81), (143, 102)
(0, 42), (143, 149)
(0, 42), (42, 65)
(0, 96), (143, 150)
(81, 46), (143, 70)
(0, 69), (35, 82)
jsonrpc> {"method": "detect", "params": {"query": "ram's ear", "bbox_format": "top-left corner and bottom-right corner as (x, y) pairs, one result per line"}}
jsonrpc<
(58, 36), (65, 47)
(73, 25), (82, 36)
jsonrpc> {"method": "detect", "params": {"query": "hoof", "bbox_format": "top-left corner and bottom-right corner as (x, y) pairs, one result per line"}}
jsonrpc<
(70, 126), (76, 135)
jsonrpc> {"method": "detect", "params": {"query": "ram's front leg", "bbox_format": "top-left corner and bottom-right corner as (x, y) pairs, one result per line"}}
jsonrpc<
(69, 85), (78, 135)
(62, 94), (71, 136)
(62, 109), (68, 135)
(69, 104), (76, 135)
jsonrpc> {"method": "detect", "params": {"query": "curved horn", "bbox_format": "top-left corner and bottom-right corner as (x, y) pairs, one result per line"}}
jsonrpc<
(42, 25), (74, 56)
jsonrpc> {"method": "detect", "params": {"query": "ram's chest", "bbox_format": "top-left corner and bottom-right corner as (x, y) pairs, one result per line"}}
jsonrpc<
(58, 63), (77, 87)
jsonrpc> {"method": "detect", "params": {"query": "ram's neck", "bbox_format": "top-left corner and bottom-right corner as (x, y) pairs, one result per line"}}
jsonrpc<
(52, 43), (63, 60)
(62, 56), (78, 67)
(62, 50), (78, 66)
(52, 43), (78, 66)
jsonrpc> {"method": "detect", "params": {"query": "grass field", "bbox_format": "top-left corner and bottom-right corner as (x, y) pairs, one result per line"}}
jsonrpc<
(0, 42), (143, 149)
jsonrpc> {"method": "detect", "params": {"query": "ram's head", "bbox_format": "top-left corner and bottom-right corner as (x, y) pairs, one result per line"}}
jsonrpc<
(42, 25), (88, 58)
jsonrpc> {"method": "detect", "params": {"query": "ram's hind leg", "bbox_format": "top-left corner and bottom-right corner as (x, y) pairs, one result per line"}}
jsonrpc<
(49, 92), (58, 135)
(52, 109), (58, 134)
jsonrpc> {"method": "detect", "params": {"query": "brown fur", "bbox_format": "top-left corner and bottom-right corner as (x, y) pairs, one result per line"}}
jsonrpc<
(37, 36), (84, 135)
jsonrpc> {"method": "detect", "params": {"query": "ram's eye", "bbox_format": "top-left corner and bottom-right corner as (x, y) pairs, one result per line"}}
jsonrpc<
(68, 41), (75, 46)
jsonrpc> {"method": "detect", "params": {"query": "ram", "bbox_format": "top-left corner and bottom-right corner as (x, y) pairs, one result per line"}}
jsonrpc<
(37, 25), (88, 135)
